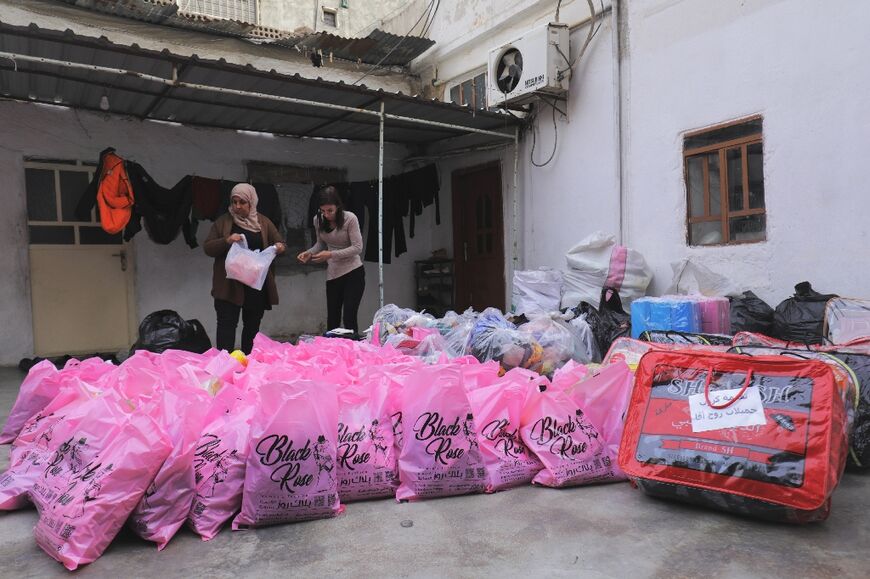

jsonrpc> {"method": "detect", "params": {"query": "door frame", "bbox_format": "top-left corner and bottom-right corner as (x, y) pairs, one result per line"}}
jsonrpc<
(24, 158), (138, 356)
(451, 160), (506, 311)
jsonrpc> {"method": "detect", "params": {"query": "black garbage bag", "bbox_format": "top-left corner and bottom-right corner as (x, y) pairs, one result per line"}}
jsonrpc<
(773, 282), (837, 345)
(729, 291), (775, 335)
(132, 310), (211, 354)
(576, 287), (631, 355)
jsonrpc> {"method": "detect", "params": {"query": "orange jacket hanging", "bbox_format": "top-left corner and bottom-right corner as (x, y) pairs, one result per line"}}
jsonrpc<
(96, 152), (134, 234)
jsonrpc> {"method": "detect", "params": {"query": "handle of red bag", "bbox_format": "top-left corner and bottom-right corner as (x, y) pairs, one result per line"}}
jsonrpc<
(704, 369), (754, 409)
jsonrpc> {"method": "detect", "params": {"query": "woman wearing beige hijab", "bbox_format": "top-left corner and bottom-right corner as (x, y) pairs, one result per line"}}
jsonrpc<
(204, 183), (286, 353)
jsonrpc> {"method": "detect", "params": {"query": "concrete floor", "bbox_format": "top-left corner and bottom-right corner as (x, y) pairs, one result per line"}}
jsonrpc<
(0, 367), (868, 579)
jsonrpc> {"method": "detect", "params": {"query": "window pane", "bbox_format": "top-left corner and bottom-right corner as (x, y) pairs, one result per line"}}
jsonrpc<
(707, 152), (721, 216)
(59, 171), (90, 222)
(729, 214), (765, 243)
(79, 226), (122, 245)
(461, 80), (473, 106)
(484, 196), (493, 228)
(323, 10), (336, 26)
(689, 221), (724, 246)
(26, 169), (57, 221)
(687, 156), (704, 217)
(29, 225), (74, 244)
(747, 142), (765, 209)
(684, 118), (762, 149)
(727, 148), (743, 211)
(450, 85), (461, 105)
(474, 73), (486, 109)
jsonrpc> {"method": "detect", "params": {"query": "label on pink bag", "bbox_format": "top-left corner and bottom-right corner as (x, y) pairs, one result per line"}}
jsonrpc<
(397, 411), (487, 499)
(479, 416), (542, 490)
(337, 419), (398, 501)
(232, 381), (341, 528)
(522, 395), (620, 487)
(238, 433), (340, 525)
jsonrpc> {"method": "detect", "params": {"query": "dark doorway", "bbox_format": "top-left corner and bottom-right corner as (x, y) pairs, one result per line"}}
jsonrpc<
(452, 163), (505, 311)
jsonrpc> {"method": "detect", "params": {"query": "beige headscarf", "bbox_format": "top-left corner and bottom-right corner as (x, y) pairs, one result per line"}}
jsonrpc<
(229, 183), (261, 233)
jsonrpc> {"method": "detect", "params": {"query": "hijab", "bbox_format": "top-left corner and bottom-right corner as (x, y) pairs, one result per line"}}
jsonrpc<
(229, 183), (261, 233)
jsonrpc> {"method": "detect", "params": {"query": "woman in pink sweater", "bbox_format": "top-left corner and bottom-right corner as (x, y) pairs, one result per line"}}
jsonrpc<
(297, 186), (365, 334)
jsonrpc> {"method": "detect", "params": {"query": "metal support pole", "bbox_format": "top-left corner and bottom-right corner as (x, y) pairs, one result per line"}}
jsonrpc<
(378, 100), (385, 309)
(512, 127), (520, 271)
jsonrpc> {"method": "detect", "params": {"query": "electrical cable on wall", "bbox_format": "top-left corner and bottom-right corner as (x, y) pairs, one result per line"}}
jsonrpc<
(352, 0), (437, 85)
(529, 0), (602, 167)
(530, 100), (559, 167)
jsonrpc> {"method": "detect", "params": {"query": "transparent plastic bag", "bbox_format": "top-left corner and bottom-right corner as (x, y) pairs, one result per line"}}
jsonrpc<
(824, 298), (870, 345)
(467, 308), (544, 374)
(224, 237), (278, 291)
(371, 304), (434, 346)
(518, 314), (576, 376)
(512, 268), (563, 316)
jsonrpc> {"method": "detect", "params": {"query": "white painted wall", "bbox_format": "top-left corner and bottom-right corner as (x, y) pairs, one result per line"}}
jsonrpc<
(415, 0), (870, 311)
(0, 101), (441, 365)
(623, 0), (870, 304)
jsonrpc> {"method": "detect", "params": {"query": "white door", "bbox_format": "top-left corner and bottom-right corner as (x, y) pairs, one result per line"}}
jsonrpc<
(25, 160), (136, 357)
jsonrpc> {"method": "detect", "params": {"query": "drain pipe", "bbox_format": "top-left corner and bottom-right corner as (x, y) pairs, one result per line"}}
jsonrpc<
(611, 0), (625, 245)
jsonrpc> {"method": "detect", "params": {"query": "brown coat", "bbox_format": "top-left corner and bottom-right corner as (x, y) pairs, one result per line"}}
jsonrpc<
(204, 213), (284, 307)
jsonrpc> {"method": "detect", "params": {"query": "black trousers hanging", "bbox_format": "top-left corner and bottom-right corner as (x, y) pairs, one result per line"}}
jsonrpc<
(214, 299), (265, 354)
(326, 266), (365, 333)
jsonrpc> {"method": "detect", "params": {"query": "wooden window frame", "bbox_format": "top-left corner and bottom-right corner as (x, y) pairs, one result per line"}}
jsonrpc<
(684, 121), (765, 246)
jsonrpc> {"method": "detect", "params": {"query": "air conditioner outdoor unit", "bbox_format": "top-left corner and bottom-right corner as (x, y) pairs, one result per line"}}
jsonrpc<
(487, 22), (570, 109)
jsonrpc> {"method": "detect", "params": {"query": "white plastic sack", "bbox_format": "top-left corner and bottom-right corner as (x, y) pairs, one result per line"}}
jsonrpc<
(561, 232), (652, 310)
(512, 269), (563, 316)
(666, 258), (735, 297)
(567, 313), (601, 364)
(224, 237), (278, 291)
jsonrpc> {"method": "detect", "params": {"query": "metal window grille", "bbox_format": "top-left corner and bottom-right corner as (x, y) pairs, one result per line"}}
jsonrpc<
(177, 0), (258, 24)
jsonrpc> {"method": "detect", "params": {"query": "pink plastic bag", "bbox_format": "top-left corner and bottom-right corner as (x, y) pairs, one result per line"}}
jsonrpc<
(520, 380), (621, 488)
(129, 387), (211, 549)
(396, 365), (486, 501)
(0, 360), (59, 443)
(550, 360), (590, 391)
(336, 377), (398, 502)
(188, 385), (258, 541)
(0, 382), (96, 511)
(233, 380), (342, 528)
(563, 362), (634, 480)
(30, 394), (172, 570)
(467, 369), (545, 492)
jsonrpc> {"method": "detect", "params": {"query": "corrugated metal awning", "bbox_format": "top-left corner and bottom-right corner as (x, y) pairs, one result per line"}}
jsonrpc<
(0, 20), (518, 146)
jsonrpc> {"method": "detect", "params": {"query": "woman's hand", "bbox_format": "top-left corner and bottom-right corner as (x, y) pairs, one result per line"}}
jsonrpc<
(311, 251), (332, 263)
(226, 233), (243, 244)
(297, 251), (312, 263)
(274, 242), (286, 255)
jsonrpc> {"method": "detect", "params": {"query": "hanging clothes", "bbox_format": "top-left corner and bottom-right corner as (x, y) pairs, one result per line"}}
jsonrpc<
(252, 183), (282, 228)
(403, 164), (440, 238)
(124, 162), (196, 248)
(191, 176), (222, 221)
(74, 147), (135, 235)
(363, 177), (407, 263)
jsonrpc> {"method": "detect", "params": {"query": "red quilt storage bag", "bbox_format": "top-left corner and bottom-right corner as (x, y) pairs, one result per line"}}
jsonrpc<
(618, 351), (851, 523)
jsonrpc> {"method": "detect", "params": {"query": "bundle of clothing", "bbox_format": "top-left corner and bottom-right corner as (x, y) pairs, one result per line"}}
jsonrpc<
(75, 148), (281, 249)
